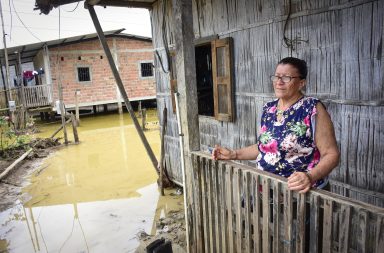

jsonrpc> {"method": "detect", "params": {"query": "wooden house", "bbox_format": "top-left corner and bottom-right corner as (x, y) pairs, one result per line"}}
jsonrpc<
(0, 29), (155, 114)
(35, 0), (384, 252)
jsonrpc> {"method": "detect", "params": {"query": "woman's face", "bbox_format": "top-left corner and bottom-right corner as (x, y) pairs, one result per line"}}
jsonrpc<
(273, 64), (306, 100)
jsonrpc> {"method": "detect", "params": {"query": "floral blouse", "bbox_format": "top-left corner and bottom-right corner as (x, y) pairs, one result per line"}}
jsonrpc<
(256, 96), (326, 188)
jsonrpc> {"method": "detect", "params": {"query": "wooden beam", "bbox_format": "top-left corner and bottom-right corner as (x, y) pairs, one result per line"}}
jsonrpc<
(88, 4), (159, 171)
(171, 0), (199, 252)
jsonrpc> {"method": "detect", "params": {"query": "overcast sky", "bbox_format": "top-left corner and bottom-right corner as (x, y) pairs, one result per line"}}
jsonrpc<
(0, 0), (152, 49)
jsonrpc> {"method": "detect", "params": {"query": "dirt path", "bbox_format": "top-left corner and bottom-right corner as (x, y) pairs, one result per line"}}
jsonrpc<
(0, 139), (61, 212)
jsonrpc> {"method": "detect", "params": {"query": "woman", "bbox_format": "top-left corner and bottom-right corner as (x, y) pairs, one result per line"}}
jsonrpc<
(213, 57), (340, 193)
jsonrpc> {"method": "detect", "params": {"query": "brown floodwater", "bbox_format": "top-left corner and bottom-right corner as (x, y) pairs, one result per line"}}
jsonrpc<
(0, 110), (183, 253)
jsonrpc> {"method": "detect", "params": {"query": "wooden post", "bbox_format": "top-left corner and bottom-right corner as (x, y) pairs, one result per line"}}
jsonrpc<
(138, 100), (142, 118)
(75, 89), (80, 126)
(17, 51), (27, 129)
(50, 117), (71, 138)
(171, 0), (200, 252)
(88, 4), (158, 171)
(141, 108), (147, 130)
(112, 38), (123, 114)
(159, 107), (168, 196)
(58, 76), (68, 145)
(71, 113), (79, 143)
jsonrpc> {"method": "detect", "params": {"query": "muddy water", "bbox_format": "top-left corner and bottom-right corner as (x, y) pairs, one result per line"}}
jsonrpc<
(0, 111), (183, 253)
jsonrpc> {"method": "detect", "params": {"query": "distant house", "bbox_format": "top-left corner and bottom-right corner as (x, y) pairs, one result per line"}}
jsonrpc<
(0, 29), (155, 112)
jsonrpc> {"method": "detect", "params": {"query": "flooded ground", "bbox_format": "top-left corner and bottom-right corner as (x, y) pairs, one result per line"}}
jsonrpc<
(0, 111), (184, 253)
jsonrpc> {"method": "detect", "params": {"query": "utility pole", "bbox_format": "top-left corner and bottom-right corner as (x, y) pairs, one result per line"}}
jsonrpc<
(0, 0), (12, 103)
(16, 51), (27, 128)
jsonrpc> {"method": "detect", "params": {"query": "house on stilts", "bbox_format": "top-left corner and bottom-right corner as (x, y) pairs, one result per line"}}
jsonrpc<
(35, 0), (384, 252)
(0, 29), (155, 117)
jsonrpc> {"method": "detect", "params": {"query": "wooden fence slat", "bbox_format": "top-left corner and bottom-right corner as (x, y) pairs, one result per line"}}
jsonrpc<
(213, 161), (222, 253)
(262, 178), (270, 253)
(188, 154), (196, 253)
(206, 159), (215, 253)
(201, 157), (210, 253)
(235, 168), (242, 253)
(219, 163), (228, 253)
(339, 205), (351, 253)
(226, 165), (234, 253)
(375, 216), (384, 253)
(357, 210), (368, 253)
(252, 174), (261, 253)
(284, 188), (293, 253)
(309, 195), (320, 253)
(296, 193), (306, 253)
(244, 171), (251, 253)
(322, 199), (333, 253)
(192, 154), (203, 253)
(272, 182), (280, 253)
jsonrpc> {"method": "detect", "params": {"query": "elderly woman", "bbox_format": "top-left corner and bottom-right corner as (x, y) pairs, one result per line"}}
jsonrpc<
(213, 57), (340, 193)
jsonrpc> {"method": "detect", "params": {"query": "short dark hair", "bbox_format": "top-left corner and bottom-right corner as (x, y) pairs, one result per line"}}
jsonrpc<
(278, 57), (308, 79)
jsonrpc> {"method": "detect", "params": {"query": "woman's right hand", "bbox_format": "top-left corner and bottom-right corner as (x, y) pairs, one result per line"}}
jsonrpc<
(212, 144), (236, 160)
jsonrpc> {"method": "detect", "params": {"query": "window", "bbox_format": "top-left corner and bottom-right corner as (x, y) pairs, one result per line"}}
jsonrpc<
(77, 67), (91, 82)
(194, 38), (234, 120)
(169, 37), (233, 121)
(140, 62), (153, 77)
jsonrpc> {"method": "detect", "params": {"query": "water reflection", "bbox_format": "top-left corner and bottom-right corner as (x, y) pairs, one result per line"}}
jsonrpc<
(0, 111), (183, 253)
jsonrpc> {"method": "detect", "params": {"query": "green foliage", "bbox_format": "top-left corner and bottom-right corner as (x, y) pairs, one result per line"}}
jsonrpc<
(0, 116), (31, 156)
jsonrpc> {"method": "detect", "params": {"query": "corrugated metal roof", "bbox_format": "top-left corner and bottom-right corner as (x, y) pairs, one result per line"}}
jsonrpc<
(35, 0), (157, 14)
(0, 28), (152, 66)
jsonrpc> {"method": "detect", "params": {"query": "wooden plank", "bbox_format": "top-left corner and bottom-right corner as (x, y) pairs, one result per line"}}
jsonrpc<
(201, 157), (210, 253)
(296, 193), (306, 253)
(206, 159), (215, 253)
(339, 205), (351, 253)
(252, 174), (261, 253)
(226, 165), (234, 253)
(284, 188), (293, 253)
(244, 171), (251, 253)
(219, 163), (227, 253)
(376, 216), (384, 253)
(192, 154), (204, 253)
(212, 160), (221, 253)
(188, 154), (197, 253)
(272, 181), (280, 253)
(357, 210), (368, 253)
(309, 194), (320, 253)
(235, 168), (243, 253)
(262, 177), (270, 253)
(322, 199), (333, 253)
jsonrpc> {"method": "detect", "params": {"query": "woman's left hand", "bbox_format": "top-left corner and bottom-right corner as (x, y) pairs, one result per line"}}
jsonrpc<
(287, 172), (311, 193)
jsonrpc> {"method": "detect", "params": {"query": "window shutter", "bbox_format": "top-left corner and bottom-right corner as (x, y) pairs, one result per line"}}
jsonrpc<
(212, 37), (233, 122)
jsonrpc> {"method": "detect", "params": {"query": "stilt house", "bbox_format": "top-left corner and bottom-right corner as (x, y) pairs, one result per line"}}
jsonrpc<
(35, 0), (384, 252)
(0, 29), (155, 114)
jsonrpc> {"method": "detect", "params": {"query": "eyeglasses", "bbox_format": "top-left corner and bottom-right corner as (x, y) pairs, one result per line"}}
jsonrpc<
(270, 75), (301, 83)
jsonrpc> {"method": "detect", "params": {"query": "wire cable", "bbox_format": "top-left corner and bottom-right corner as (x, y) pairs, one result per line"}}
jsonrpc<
(11, 0), (41, 42)
(282, 0), (308, 53)
(8, 0), (12, 41)
(64, 1), (80, 13)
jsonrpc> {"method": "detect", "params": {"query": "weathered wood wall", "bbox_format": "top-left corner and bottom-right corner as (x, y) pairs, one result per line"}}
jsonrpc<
(151, 0), (384, 205)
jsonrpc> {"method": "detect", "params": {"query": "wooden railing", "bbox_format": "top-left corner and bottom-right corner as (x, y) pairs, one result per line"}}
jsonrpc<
(187, 152), (384, 253)
(24, 84), (52, 108)
(0, 88), (21, 111)
(0, 85), (52, 110)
